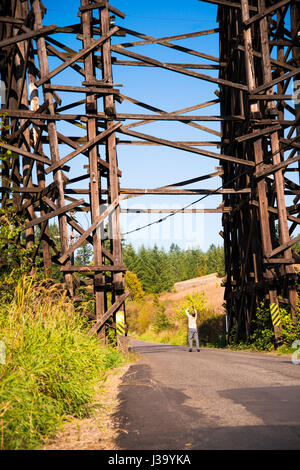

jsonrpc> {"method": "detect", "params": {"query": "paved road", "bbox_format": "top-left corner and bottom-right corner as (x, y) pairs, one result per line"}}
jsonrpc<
(113, 338), (300, 450)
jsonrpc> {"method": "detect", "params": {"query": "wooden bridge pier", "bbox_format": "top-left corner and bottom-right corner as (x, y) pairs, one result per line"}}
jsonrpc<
(0, 0), (299, 345)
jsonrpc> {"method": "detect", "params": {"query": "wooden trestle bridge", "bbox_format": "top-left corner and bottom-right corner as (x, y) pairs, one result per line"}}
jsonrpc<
(0, 0), (299, 345)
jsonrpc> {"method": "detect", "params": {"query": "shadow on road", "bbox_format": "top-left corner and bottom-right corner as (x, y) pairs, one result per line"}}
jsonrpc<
(113, 344), (300, 450)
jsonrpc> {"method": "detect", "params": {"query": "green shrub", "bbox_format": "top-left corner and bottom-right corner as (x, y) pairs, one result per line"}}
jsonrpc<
(281, 308), (300, 347)
(152, 297), (172, 333)
(250, 302), (300, 351)
(173, 290), (208, 323)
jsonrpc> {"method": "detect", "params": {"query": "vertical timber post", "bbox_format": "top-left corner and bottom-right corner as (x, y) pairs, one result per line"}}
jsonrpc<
(100, 1), (127, 351)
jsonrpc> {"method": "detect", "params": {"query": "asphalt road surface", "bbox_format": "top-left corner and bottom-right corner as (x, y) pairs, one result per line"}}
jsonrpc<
(114, 338), (300, 450)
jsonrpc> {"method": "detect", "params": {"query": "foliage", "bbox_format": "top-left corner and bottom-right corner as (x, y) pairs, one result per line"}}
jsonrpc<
(124, 270), (145, 301)
(249, 302), (275, 350)
(137, 325), (187, 346)
(75, 242), (93, 266)
(174, 290), (208, 323)
(0, 275), (125, 450)
(281, 309), (300, 347)
(0, 207), (35, 302)
(122, 242), (225, 295)
(242, 302), (300, 351)
(133, 245), (174, 294)
(152, 297), (172, 333)
(126, 296), (156, 335)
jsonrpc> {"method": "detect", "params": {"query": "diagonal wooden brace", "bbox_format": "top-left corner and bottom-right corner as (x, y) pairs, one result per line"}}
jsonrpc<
(58, 195), (125, 264)
(35, 26), (119, 87)
(88, 291), (130, 337)
(45, 122), (122, 174)
(23, 198), (85, 230)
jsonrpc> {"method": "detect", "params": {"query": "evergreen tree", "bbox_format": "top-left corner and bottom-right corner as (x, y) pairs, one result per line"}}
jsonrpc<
(123, 243), (138, 271)
(75, 242), (93, 266)
(120, 242), (225, 294)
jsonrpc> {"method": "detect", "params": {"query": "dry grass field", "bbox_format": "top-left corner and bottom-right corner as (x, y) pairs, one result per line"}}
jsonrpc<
(160, 273), (225, 315)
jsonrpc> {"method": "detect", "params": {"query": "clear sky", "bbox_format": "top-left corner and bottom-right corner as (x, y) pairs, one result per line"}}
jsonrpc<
(41, 1), (226, 252)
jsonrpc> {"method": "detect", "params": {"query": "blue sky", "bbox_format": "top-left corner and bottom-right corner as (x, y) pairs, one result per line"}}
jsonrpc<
(41, 1), (227, 252)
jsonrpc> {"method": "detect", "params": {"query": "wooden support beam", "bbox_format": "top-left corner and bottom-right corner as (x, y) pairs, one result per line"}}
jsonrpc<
(45, 122), (122, 174)
(0, 24), (57, 49)
(252, 68), (300, 94)
(268, 234), (300, 258)
(0, 16), (24, 25)
(119, 93), (221, 136)
(35, 26), (119, 87)
(116, 140), (221, 146)
(55, 131), (122, 176)
(119, 29), (220, 48)
(110, 113), (243, 122)
(201, 0), (257, 9)
(44, 84), (120, 94)
(110, 45), (248, 91)
(235, 124), (282, 143)
(249, 94), (293, 100)
(118, 27), (224, 63)
(58, 196), (125, 264)
(60, 265), (127, 272)
(255, 152), (300, 179)
(88, 291), (130, 337)
(118, 187), (251, 195)
(243, 0), (292, 27)
(0, 141), (51, 166)
(116, 126), (255, 166)
(79, 1), (106, 12)
(23, 198), (85, 230)
(264, 258), (300, 264)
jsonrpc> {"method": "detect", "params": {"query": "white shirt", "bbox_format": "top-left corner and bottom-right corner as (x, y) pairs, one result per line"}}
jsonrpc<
(185, 308), (197, 329)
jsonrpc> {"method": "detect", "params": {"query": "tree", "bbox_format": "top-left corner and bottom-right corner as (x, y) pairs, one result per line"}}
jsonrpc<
(123, 243), (138, 271)
(206, 244), (225, 277)
(124, 271), (145, 300)
(134, 245), (174, 294)
(75, 242), (93, 266)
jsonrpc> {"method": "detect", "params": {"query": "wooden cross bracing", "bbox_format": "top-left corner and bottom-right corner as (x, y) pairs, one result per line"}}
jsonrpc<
(0, 0), (299, 344)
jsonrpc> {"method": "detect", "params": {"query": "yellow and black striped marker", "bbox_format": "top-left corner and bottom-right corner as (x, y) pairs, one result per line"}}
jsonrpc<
(270, 303), (281, 328)
(116, 311), (126, 336)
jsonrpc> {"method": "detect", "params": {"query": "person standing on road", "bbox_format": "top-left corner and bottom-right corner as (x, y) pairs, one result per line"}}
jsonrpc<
(186, 306), (200, 352)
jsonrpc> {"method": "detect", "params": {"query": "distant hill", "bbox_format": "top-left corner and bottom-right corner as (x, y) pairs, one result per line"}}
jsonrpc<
(159, 273), (225, 314)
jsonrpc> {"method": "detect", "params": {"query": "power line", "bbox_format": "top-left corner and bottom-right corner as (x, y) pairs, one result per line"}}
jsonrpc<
(122, 137), (300, 237)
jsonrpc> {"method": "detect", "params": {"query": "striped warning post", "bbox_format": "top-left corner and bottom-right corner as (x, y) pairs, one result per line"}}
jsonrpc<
(270, 303), (281, 328)
(116, 310), (126, 336)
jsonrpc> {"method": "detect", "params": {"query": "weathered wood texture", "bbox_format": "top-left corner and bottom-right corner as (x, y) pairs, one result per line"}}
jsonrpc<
(1, 0), (299, 346)
(217, 0), (300, 342)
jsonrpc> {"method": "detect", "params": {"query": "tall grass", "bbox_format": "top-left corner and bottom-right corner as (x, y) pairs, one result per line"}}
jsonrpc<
(0, 276), (125, 450)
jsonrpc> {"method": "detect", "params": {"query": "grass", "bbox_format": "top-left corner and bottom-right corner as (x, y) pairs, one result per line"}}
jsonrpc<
(135, 325), (188, 346)
(0, 275), (126, 450)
